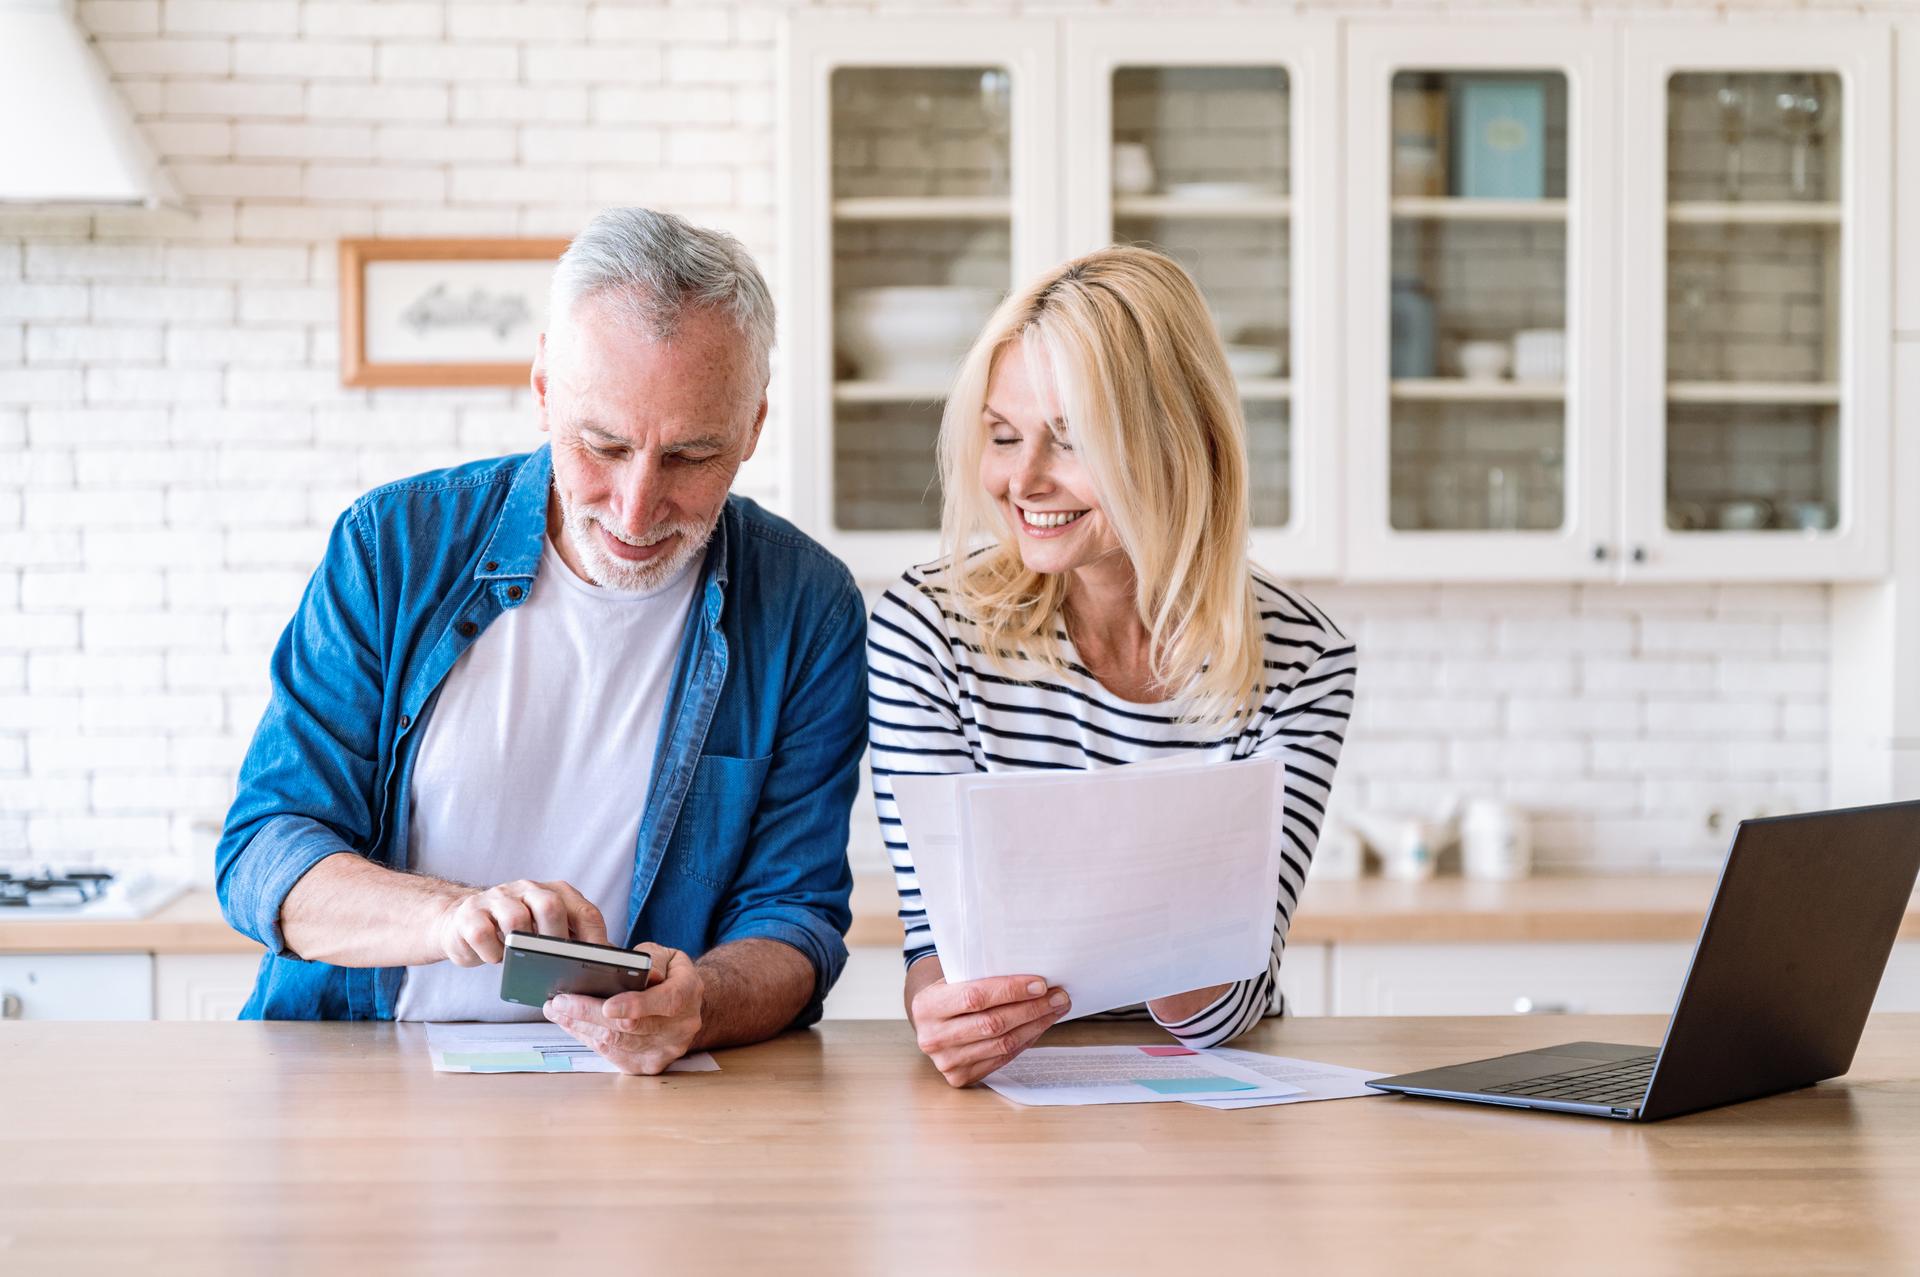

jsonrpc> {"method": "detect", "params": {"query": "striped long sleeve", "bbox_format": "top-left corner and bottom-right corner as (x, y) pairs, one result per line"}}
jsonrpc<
(866, 561), (1357, 1048)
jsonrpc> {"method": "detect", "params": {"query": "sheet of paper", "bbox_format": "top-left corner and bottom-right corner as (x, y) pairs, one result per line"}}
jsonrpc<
(1180, 1048), (1390, 1110)
(889, 771), (971, 975)
(943, 756), (1283, 1019)
(982, 1044), (1306, 1107)
(425, 1022), (719, 1074)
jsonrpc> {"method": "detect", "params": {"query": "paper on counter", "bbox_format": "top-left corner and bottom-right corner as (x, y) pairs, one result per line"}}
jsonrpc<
(1180, 1048), (1389, 1110)
(981, 1044), (1306, 1107)
(426, 1022), (719, 1074)
(892, 756), (1283, 1020)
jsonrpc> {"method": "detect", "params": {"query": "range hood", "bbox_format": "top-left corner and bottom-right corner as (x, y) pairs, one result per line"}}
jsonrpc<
(0, 0), (178, 206)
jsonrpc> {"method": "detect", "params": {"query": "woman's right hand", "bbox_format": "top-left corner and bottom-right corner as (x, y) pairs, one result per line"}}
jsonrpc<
(909, 971), (1071, 1088)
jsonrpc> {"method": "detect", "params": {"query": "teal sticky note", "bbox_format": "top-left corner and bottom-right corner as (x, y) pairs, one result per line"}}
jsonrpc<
(1135, 1077), (1257, 1096)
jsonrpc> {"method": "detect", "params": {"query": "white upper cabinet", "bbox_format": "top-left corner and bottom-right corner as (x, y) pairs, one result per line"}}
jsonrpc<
(782, 14), (1894, 585)
(1618, 24), (1891, 581)
(781, 16), (1061, 580)
(1062, 17), (1341, 579)
(1344, 22), (1618, 582)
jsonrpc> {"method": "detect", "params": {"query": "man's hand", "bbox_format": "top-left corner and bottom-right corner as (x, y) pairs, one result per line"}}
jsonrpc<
(544, 943), (704, 1075)
(430, 878), (608, 967)
(910, 974), (1070, 1088)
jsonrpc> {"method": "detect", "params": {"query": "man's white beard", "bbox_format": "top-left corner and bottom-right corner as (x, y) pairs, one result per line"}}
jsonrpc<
(556, 484), (717, 594)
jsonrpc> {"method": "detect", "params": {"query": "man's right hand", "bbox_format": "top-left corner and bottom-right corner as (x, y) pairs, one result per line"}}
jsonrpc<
(909, 974), (1071, 1088)
(431, 879), (609, 966)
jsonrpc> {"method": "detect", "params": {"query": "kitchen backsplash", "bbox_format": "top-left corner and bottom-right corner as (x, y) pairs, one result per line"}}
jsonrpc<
(0, 0), (1841, 877)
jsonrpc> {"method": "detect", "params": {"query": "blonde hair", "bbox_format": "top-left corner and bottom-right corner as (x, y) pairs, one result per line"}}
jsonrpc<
(936, 245), (1264, 729)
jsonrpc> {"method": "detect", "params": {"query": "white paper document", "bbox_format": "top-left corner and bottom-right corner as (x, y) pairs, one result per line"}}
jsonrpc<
(981, 1044), (1307, 1107)
(425, 1022), (719, 1074)
(892, 756), (1284, 1019)
(1179, 1048), (1390, 1110)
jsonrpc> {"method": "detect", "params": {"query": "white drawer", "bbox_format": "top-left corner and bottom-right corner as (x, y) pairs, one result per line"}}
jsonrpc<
(1279, 942), (1329, 1017)
(0, 953), (153, 1020)
(1330, 943), (1693, 1017)
(154, 953), (262, 1021)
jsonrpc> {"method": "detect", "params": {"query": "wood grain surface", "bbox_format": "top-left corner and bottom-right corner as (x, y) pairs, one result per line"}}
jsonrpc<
(3, 1015), (1917, 1275)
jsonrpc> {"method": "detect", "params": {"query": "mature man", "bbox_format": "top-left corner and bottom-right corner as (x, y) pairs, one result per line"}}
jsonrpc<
(215, 208), (866, 1074)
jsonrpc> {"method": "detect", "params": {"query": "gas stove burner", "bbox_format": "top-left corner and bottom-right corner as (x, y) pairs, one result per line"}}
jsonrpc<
(0, 867), (117, 909)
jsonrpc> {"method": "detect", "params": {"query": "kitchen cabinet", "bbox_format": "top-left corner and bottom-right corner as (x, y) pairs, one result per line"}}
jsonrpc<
(154, 953), (261, 1022)
(783, 14), (1893, 584)
(1323, 941), (1920, 1016)
(1344, 22), (1617, 581)
(781, 15), (1061, 580)
(1617, 25), (1890, 580)
(1346, 19), (1889, 582)
(0, 954), (152, 1020)
(1062, 17), (1341, 577)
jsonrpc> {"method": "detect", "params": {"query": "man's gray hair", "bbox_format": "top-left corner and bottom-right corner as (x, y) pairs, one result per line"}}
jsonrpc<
(548, 207), (775, 383)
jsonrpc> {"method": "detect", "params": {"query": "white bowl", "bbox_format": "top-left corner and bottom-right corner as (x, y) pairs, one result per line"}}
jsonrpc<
(1222, 344), (1284, 378)
(1456, 340), (1512, 382)
(836, 286), (1001, 384)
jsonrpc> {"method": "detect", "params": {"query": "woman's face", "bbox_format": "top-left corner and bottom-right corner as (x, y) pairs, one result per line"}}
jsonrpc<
(977, 342), (1122, 578)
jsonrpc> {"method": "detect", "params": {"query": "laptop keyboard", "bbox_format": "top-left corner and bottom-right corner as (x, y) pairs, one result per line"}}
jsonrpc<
(1483, 1053), (1658, 1106)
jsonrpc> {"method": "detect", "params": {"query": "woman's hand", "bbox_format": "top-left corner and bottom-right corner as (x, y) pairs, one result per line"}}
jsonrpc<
(909, 970), (1071, 1088)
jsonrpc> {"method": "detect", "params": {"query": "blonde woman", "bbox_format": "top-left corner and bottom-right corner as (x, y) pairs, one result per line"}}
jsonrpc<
(867, 246), (1359, 1087)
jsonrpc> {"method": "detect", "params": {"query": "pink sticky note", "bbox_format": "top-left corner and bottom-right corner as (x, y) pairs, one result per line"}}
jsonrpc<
(1139, 1045), (1198, 1057)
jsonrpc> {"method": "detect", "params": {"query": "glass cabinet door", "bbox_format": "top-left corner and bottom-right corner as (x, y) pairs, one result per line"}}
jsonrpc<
(1345, 26), (1613, 581)
(783, 20), (1061, 576)
(1620, 28), (1888, 580)
(1065, 20), (1337, 576)
(829, 65), (1013, 533)
(1106, 65), (1294, 527)
(1662, 72), (1843, 538)
(1385, 70), (1570, 537)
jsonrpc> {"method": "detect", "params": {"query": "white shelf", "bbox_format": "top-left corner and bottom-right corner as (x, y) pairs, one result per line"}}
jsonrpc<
(1391, 378), (1565, 402)
(1237, 377), (1292, 400)
(838, 378), (1292, 403)
(1665, 381), (1842, 406)
(1114, 194), (1293, 219)
(833, 381), (950, 404)
(832, 196), (1010, 222)
(1391, 197), (1568, 223)
(1667, 201), (1842, 227)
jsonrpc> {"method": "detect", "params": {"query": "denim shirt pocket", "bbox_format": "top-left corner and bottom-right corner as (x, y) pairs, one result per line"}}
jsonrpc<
(670, 752), (773, 889)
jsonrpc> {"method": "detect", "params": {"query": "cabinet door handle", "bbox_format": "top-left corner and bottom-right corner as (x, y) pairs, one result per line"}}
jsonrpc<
(1513, 996), (1572, 1016)
(1591, 543), (1609, 562)
(1, 991), (21, 1020)
(1631, 545), (1648, 564)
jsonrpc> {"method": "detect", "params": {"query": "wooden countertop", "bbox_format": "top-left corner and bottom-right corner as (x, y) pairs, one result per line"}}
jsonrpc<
(4, 1014), (1917, 1274)
(5, 873), (1917, 956)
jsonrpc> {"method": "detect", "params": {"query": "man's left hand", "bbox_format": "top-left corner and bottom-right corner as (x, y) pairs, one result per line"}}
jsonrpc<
(543, 942), (704, 1075)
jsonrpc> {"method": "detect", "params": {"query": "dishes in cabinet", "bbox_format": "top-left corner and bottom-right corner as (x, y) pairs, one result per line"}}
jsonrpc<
(835, 286), (1001, 385)
(1162, 180), (1285, 201)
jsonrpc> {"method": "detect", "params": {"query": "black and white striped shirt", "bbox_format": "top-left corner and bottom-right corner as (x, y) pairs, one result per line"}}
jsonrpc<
(867, 558), (1358, 1049)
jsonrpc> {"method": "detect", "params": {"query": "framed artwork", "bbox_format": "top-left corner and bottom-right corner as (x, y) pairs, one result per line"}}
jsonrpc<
(338, 238), (571, 388)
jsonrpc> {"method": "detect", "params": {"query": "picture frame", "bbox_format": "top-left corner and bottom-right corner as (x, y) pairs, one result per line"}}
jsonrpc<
(337, 237), (571, 388)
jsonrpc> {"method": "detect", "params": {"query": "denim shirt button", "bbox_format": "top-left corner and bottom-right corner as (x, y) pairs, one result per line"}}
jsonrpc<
(506, 585), (523, 601)
(457, 621), (478, 638)
(399, 714), (411, 730)
(484, 560), (499, 571)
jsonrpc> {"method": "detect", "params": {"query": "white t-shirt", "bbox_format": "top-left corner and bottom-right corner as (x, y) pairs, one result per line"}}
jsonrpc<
(393, 534), (699, 1022)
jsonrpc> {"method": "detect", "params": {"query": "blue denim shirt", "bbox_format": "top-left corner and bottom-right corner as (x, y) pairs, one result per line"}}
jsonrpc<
(215, 445), (866, 1022)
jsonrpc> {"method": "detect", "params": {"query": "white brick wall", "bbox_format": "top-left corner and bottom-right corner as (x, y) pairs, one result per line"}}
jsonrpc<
(0, 0), (1856, 876)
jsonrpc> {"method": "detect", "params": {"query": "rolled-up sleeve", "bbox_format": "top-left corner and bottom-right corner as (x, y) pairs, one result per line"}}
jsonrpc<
(712, 580), (867, 1020)
(214, 504), (386, 955)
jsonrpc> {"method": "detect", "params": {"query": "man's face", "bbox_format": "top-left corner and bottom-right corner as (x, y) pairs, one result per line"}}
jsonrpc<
(533, 294), (767, 593)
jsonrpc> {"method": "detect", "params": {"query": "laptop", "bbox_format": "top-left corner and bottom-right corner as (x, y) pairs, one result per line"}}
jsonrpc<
(1366, 799), (1920, 1121)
